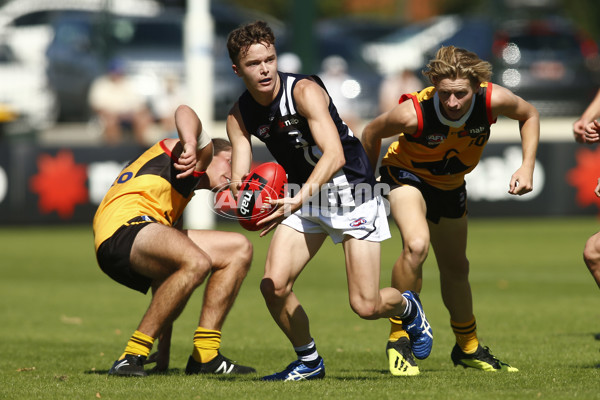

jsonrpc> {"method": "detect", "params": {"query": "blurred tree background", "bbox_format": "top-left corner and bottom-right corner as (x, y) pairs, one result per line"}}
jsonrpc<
(225, 0), (600, 40)
(218, 0), (600, 75)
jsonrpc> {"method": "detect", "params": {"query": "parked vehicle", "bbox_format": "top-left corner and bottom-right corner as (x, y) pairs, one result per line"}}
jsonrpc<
(0, 0), (161, 66)
(45, 10), (186, 121)
(277, 21), (386, 120)
(490, 17), (599, 116)
(0, 42), (58, 134)
(0, 0), (284, 123)
(362, 15), (464, 75)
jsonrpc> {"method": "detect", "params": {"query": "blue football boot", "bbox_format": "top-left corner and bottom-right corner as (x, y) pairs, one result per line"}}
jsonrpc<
(402, 291), (433, 360)
(261, 358), (325, 381)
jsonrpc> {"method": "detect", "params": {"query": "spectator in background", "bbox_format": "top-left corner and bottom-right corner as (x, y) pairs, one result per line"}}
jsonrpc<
(379, 68), (422, 113)
(88, 58), (153, 146)
(318, 55), (360, 134)
(153, 73), (188, 137)
(278, 52), (302, 74)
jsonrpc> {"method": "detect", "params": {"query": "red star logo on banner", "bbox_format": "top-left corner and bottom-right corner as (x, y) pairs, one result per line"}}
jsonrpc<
(566, 146), (600, 214)
(29, 150), (89, 219)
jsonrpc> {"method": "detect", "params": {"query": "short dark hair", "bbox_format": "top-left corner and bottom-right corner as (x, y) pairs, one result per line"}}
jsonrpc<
(212, 138), (232, 155)
(226, 20), (275, 65)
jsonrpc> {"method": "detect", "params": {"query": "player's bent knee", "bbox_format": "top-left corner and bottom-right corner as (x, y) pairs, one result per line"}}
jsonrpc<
(405, 237), (429, 262)
(183, 257), (212, 287)
(260, 277), (291, 302)
(221, 233), (253, 271)
(349, 297), (379, 320)
(234, 235), (254, 269)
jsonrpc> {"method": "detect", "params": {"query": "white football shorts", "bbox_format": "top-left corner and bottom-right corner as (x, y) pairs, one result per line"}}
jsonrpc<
(281, 195), (391, 244)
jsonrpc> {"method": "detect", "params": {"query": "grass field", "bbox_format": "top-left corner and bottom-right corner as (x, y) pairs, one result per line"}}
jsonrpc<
(1, 217), (599, 399)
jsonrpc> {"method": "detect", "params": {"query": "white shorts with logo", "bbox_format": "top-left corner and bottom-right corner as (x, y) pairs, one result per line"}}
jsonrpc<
(281, 195), (391, 244)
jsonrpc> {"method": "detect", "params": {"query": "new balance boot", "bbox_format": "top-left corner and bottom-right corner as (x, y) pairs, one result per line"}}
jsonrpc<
(108, 354), (147, 377)
(185, 352), (256, 375)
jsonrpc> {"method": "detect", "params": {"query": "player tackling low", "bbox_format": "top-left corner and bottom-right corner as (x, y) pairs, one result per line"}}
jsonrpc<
(93, 105), (255, 376)
(225, 20), (433, 380)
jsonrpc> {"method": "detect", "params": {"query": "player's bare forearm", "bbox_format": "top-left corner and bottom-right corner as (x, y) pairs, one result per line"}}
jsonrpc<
(519, 116), (539, 171)
(226, 108), (253, 198)
(175, 105), (202, 149)
(361, 123), (383, 170)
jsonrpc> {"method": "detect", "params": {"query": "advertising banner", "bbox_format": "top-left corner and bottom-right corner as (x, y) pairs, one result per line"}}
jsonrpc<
(0, 140), (598, 225)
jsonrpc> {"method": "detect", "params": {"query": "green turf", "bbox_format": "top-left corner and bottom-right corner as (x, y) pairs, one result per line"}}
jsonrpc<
(0, 217), (599, 399)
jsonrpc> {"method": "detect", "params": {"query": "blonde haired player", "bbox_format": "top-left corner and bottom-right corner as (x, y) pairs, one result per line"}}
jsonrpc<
(363, 46), (540, 375)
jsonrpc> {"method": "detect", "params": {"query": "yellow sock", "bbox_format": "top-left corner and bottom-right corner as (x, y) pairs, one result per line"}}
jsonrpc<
(388, 317), (410, 342)
(192, 327), (221, 363)
(119, 330), (154, 360)
(451, 316), (479, 354)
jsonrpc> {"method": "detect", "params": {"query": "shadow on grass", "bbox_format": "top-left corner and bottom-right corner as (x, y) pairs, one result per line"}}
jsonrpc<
(84, 368), (185, 376)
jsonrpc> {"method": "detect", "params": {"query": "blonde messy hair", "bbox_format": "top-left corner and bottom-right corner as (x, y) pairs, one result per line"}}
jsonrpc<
(422, 46), (492, 87)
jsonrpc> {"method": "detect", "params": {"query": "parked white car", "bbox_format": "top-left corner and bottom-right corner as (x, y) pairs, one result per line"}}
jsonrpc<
(0, 0), (161, 65)
(0, 43), (58, 133)
(0, 0), (162, 132)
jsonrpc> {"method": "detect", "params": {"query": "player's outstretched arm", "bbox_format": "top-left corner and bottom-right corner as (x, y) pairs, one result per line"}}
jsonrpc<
(492, 85), (539, 195)
(288, 78), (345, 211)
(145, 281), (173, 372)
(145, 324), (172, 372)
(362, 100), (418, 170)
(226, 102), (253, 199)
(256, 79), (345, 237)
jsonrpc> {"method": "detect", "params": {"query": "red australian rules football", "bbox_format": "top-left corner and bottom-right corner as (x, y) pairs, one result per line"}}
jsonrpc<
(236, 162), (287, 231)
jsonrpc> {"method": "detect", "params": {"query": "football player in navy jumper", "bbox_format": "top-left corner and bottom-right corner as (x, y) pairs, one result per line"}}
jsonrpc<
(225, 21), (433, 380)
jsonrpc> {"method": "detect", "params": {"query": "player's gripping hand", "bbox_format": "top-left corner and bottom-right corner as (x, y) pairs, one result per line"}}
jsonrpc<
(584, 120), (600, 144)
(174, 142), (198, 179)
(256, 196), (300, 237)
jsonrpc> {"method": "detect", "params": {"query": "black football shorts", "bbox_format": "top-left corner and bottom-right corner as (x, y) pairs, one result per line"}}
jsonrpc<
(96, 216), (157, 294)
(379, 165), (467, 224)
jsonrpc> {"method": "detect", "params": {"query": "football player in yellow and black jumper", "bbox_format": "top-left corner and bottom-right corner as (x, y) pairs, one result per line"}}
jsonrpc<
(362, 46), (540, 375)
(94, 104), (255, 376)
